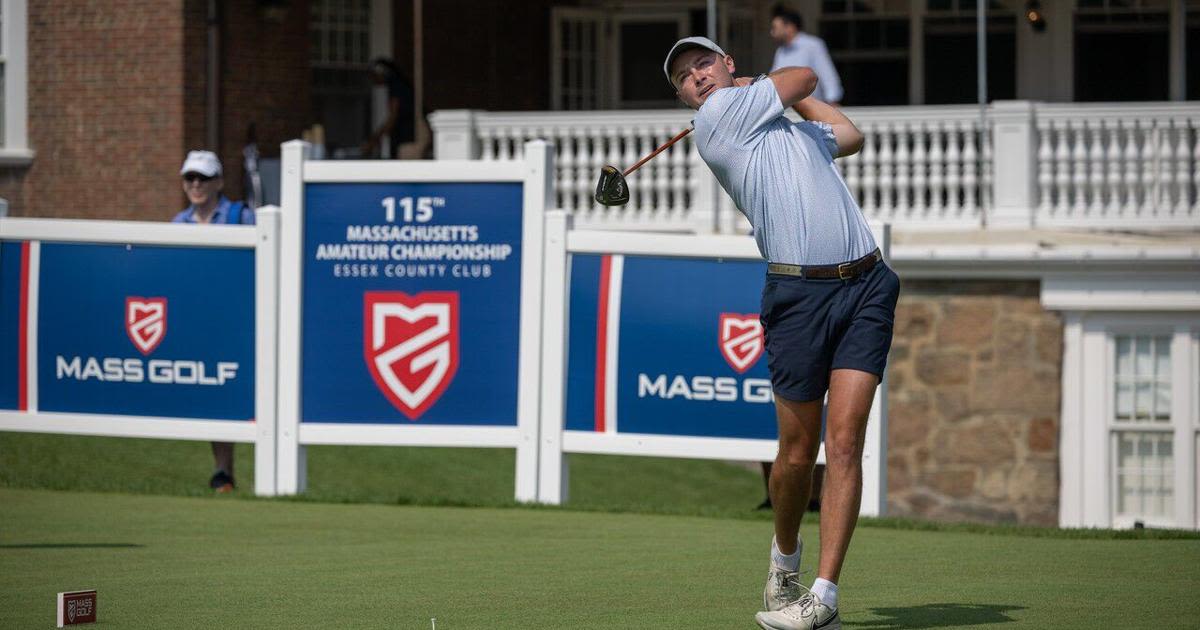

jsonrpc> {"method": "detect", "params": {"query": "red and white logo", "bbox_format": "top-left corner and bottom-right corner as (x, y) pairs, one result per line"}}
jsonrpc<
(363, 291), (459, 420)
(718, 313), (764, 374)
(126, 297), (167, 355)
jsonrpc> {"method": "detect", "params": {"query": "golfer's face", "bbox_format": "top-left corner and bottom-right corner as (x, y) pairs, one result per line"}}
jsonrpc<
(673, 50), (734, 110)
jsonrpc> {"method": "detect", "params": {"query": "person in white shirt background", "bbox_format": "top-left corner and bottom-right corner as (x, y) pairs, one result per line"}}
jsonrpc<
(770, 4), (843, 106)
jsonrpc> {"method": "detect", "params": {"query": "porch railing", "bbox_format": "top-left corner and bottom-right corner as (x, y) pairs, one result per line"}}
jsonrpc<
(431, 101), (1200, 233)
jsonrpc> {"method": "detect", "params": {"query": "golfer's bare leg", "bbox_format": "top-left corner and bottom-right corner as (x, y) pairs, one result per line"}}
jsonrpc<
(770, 395), (823, 555)
(816, 368), (878, 582)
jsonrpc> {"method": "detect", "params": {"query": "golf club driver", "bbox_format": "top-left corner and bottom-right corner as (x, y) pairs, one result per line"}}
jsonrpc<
(594, 126), (692, 206)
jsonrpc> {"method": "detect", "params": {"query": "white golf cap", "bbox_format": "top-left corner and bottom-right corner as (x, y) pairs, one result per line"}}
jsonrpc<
(179, 150), (222, 177)
(663, 36), (728, 87)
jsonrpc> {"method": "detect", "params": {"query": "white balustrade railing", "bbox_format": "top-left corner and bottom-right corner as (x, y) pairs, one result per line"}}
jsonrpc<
(1035, 103), (1199, 227)
(431, 101), (1199, 233)
(832, 105), (991, 230)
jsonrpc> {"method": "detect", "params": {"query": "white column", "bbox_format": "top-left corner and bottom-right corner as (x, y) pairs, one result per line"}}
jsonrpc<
(989, 100), (1037, 228)
(1057, 311), (1085, 527)
(1080, 319), (1110, 527)
(1171, 325), (1196, 528)
(429, 110), (480, 159)
(909, 0), (924, 104)
(1169, 0), (1185, 101)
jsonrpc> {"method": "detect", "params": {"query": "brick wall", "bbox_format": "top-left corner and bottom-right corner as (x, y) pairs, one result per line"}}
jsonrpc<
(887, 280), (1063, 526)
(3, 0), (310, 220)
(12, 0), (188, 220)
(216, 1), (311, 201)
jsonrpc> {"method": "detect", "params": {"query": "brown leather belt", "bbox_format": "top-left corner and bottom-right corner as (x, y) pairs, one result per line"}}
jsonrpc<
(767, 249), (882, 280)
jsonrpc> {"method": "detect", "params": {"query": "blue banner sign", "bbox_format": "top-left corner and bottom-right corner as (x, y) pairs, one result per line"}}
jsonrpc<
(0, 241), (25, 410)
(301, 182), (524, 425)
(37, 243), (255, 420)
(565, 254), (778, 440)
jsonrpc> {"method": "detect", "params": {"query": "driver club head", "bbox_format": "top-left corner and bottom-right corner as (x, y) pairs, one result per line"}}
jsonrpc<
(594, 165), (630, 207)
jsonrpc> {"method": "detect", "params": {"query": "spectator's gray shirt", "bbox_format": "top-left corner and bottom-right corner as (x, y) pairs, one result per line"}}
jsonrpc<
(693, 80), (874, 266)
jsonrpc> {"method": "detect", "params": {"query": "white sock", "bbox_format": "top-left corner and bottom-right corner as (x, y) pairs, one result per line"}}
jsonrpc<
(811, 578), (838, 609)
(770, 537), (802, 572)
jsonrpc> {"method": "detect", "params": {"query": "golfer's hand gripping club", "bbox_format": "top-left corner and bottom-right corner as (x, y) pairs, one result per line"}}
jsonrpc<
(594, 126), (693, 207)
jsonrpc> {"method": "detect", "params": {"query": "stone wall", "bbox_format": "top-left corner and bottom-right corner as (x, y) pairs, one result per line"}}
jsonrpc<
(887, 279), (1062, 526)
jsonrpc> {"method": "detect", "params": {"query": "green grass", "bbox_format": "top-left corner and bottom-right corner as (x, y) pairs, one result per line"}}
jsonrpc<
(2, 488), (1199, 629)
(4, 432), (1200, 628)
(0, 432), (771, 518)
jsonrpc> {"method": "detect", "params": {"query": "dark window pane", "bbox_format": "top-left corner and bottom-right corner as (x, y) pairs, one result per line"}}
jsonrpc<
(1075, 29), (1169, 101)
(689, 9), (706, 36)
(884, 19), (909, 48)
(928, 0), (952, 11)
(821, 21), (851, 50)
(620, 22), (680, 103)
(853, 20), (882, 48)
(824, 1), (846, 14)
(839, 59), (908, 105)
(924, 30), (1016, 103)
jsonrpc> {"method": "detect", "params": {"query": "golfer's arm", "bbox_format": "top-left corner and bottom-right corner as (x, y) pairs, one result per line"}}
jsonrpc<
(767, 66), (818, 109)
(792, 97), (865, 158)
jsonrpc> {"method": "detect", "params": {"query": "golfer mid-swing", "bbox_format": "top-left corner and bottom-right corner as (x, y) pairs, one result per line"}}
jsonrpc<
(664, 37), (899, 630)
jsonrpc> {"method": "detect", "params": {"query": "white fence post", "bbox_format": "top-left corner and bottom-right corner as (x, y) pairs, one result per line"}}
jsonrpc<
(516, 140), (553, 503)
(989, 101), (1037, 228)
(276, 140), (310, 495)
(538, 210), (571, 505)
(861, 222), (891, 517)
(429, 110), (480, 159)
(253, 205), (281, 496)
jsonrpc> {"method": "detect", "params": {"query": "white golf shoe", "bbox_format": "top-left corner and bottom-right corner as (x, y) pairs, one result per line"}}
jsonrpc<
(762, 565), (803, 612)
(755, 591), (841, 630)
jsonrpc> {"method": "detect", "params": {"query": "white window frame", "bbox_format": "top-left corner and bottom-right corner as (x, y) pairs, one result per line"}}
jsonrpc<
(1059, 311), (1199, 530)
(0, 0), (31, 164)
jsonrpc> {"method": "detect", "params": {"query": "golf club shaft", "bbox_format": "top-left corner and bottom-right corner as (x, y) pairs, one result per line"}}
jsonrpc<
(623, 127), (692, 177)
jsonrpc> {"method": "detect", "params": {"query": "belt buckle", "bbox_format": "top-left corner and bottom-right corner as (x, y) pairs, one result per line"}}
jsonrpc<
(837, 261), (853, 280)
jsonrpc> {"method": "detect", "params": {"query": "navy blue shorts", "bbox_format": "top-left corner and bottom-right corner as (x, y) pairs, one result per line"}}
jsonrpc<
(759, 261), (900, 402)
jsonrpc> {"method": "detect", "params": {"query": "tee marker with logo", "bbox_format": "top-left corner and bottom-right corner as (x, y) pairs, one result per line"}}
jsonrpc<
(56, 589), (97, 627)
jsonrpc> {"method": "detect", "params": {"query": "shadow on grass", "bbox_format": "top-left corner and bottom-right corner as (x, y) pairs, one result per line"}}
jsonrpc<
(0, 543), (144, 549)
(845, 603), (1023, 629)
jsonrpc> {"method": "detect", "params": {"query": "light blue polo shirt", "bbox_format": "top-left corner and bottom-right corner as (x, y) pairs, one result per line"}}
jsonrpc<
(693, 80), (874, 266)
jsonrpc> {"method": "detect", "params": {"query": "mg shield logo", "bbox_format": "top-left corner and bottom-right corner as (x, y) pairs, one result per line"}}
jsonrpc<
(363, 291), (460, 420)
(126, 297), (167, 355)
(718, 313), (763, 374)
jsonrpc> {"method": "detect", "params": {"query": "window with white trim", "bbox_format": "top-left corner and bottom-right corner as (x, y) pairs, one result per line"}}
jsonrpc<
(1111, 335), (1174, 522)
(0, 0), (29, 161)
(1057, 309), (1199, 531)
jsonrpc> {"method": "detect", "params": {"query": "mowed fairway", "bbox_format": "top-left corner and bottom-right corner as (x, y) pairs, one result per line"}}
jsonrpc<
(2, 488), (1199, 629)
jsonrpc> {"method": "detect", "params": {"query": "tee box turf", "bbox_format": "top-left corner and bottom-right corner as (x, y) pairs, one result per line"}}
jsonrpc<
(56, 590), (97, 627)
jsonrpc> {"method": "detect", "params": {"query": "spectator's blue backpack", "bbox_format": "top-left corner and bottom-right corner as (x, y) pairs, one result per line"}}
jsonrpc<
(226, 201), (246, 225)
